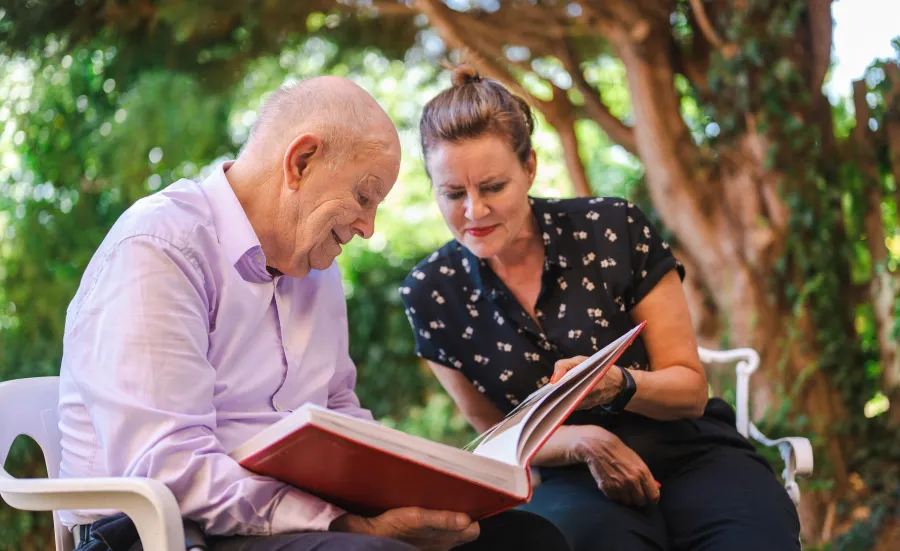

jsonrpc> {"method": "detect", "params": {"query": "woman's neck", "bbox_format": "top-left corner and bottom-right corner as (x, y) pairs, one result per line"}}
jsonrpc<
(489, 211), (544, 281)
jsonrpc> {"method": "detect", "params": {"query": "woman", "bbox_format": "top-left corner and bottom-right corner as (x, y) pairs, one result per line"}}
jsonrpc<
(399, 65), (801, 551)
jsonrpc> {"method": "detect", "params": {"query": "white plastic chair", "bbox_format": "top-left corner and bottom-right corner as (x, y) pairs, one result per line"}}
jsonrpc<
(0, 376), (184, 551)
(698, 346), (814, 506)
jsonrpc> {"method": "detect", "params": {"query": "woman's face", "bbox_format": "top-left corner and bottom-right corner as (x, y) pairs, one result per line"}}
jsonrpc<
(426, 134), (536, 259)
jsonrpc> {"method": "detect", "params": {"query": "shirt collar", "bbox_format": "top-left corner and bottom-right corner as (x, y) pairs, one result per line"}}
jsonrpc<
(460, 196), (572, 300)
(200, 161), (268, 281)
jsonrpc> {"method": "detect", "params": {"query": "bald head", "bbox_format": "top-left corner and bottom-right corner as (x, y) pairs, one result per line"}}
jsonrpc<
(245, 76), (399, 168)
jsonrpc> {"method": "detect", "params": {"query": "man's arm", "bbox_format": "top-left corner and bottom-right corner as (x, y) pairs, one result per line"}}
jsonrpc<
(65, 235), (345, 535)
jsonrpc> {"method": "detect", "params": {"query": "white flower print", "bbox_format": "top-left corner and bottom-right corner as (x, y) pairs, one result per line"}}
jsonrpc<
(582, 277), (595, 291)
(591, 336), (599, 351)
(601, 319), (609, 327)
(428, 251), (439, 262)
(636, 243), (650, 254)
(499, 369), (513, 381)
(544, 213), (553, 224)
(586, 211), (600, 221)
(473, 380), (486, 393)
(469, 289), (481, 302)
(419, 329), (431, 339)
(662, 241), (670, 250)
(535, 309), (543, 319)
(587, 308), (603, 319)
(641, 270), (647, 278)
(439, 265), (456, 276)
(643, 226), (651, 239)
(399, 286), (411, 295)
(494, 311), (505, 325)
(558, 304), (567, 319)
(497, 342), (513, 352)
(474, 354), (490, 365)
(568, 329), (582, 339)
(605, 228), (618, 242)
(412, 270), (426, 280)
(431, 290), (446, 304)
(453, 359), (463, 369)
(589, 197), (604, 204)
(600, 257), (618, 268)
(463, 327), (474, 339)
(428, 320), (446, 330)
(558, 277), (568, 290)
(558, 255), (568, 268)
(462, 257), (471, 273)
(524, 352), (540, 362)
(627, 216), (634, 223)
(574, 231), (588, 240)
(506, 394), (520, 406)
(467, 304), (480, 317)
(537, 376), (550, 388)
(541, 340), (553, 351)
(556, 227), (563, 235)
(543, 232), (551, 245)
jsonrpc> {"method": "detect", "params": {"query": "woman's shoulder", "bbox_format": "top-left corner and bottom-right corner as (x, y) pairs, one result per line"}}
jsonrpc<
(531, 195), (644, 239)
(399, 240), (468, 301)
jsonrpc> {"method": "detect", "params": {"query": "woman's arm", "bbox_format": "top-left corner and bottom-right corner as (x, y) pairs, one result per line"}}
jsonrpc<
(426, 360), (505, 433)
(550, 270), (708, 421)
(625, 269), (708, 419)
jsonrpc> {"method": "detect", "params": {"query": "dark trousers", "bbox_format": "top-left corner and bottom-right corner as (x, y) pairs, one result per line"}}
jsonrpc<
(77, 509), (569, 551)
(517, 399), (801, 551)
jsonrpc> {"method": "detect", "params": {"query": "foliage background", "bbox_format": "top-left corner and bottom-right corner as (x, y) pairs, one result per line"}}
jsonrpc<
(1, 2), (899, 549)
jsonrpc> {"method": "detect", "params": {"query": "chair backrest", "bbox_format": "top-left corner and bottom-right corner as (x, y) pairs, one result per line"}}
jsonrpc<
(0, 376), (67, 549)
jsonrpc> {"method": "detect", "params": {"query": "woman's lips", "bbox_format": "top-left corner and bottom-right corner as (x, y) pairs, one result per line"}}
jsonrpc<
(466, 225), (498, 237)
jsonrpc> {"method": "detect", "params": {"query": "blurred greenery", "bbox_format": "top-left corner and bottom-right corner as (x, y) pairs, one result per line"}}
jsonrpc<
(1, 1), (899, 550)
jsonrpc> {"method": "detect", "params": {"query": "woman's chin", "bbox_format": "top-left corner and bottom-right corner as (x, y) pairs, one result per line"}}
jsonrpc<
(461, 236), (501, 259)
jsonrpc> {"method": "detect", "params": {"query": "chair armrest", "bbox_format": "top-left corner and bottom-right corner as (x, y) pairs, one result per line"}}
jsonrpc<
(697, 346), (760, 438)
(747, 423), (814, 506)
(0, 475), (185, 551)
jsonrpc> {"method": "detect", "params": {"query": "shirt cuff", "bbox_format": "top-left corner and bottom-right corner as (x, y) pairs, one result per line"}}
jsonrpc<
(269, 487), (347, 534)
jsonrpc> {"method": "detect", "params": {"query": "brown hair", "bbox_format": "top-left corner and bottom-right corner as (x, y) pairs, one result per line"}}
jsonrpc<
(420, 64), (535, 172)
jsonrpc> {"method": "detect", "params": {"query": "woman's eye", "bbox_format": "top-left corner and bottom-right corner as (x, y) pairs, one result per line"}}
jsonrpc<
(444, 191), (465, 200)
(358, 194), (370, 207)
(486, 182), (507, 193)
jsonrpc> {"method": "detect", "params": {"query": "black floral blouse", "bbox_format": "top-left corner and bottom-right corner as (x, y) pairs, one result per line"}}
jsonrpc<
(399, 197), (684, 415)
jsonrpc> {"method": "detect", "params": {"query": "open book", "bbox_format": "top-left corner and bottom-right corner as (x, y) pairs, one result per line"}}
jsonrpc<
(229, 322), (645, 520)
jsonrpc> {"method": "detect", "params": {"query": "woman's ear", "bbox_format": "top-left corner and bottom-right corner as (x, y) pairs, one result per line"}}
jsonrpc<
(526, 149), (538, 189)
(284, 133), (323, 191)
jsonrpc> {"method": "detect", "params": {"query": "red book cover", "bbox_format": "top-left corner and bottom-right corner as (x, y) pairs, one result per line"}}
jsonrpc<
(236, 424), (526, 520)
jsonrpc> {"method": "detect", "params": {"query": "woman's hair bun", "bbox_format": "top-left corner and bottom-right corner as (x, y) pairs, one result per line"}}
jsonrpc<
(451, 63), (482, 87)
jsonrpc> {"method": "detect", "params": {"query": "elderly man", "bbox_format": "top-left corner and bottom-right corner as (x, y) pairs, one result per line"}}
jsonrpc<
(57, 78), (569, 551)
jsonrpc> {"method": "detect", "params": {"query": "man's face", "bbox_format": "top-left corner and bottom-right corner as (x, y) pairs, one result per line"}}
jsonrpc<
(276, 133), (401, 277)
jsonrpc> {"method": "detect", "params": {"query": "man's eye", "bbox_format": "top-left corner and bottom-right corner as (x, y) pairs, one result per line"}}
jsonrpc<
(358, 194), (370, 207)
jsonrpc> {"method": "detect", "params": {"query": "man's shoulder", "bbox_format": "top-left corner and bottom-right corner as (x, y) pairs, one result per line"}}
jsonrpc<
(105, 178), (216, 252)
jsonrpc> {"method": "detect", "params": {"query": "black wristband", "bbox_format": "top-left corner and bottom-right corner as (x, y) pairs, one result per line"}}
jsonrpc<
(601, 366), (636, 413)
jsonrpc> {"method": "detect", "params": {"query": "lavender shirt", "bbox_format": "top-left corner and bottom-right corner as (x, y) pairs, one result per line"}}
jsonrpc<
(57, 161), (372, 535)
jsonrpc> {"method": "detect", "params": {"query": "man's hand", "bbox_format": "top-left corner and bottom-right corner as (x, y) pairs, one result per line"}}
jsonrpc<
(330, 507), (480, 551)
(550, 356), (625, 410)
(570, 425), (660, 507)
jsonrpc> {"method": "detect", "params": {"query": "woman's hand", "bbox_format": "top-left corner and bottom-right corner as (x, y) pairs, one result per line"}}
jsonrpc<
(550, 356), (626, 410)
(569, 425), (660, 507)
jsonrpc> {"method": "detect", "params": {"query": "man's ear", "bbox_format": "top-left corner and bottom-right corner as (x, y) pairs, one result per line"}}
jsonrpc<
(284, 133), (323, 191)
(525, 149), (538, 189)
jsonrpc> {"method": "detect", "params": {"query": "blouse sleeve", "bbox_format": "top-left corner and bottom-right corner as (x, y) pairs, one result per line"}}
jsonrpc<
(625, 202), (685, 307)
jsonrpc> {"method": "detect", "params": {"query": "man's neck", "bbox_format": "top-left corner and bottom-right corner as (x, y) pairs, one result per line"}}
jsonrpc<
(225, 156), (280, 266)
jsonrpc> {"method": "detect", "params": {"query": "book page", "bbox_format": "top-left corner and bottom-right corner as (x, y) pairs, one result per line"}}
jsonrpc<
(467, 323), (645, 466)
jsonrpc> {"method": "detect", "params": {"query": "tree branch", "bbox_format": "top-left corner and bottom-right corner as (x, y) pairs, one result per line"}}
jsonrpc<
(806, 0), (834, 92)
(558, 37), (638, 154)
(688, 0), (724, 48)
